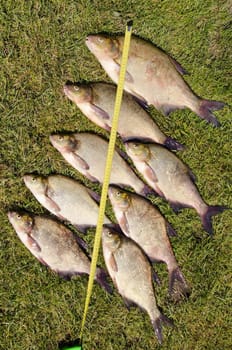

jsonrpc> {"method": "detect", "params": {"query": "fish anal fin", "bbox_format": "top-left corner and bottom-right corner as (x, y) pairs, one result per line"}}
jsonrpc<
(90, 104), (110, 120)
(160, 104), (179, 116)
(170, 201), (188, 213)
(169, 56), (189, 75)
(122, 296), (136, 310)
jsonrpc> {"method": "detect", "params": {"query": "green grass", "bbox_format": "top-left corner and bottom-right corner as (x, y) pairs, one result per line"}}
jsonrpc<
(0, 0), (231, 349)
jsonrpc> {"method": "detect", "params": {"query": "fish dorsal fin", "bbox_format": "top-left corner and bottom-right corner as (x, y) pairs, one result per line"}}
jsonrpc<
(122, 296), (136, 310)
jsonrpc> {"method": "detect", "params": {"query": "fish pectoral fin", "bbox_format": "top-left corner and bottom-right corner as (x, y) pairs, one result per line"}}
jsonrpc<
(27, 236), (41, 252)
(86, 188), (101, 203)
(109, 253), (118, 272)
(91, 104), (110, 120)
(119, 212), (130, 236)
(72, 152), (90, 170)
(86, 173), (99, 183)
(45, 188), (62, 213)
(168, 56), (189, 75)
(114, 59), (134, 83)
(144, 163), (158, 183)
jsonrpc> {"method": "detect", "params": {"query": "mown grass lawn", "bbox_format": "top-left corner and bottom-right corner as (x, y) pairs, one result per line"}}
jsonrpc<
(0, 1), (231, 349)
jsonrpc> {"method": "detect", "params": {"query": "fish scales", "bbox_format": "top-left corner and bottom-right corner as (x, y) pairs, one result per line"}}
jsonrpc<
(86, 34), (225, 126)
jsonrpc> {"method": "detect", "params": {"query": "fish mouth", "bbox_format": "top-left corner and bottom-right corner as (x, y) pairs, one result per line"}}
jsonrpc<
(49, 135), (56, 146)
(23, 174), (32, 184)
(85, 35), (95, 49)
(7, 211), (14, 220)
(63, 85), (70, 97)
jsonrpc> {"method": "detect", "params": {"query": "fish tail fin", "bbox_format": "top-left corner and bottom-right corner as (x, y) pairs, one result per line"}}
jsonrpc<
(201, 205), (229, 235)
(96, 268), (113, 294)
(152, 313), (173, 344)
(169, 267), (190, 301)
(164, 136), (185, 151)
(196, 99), (225, 126)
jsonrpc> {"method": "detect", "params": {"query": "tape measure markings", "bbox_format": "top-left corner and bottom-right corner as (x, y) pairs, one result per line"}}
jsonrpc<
(79, 21), (133, 341)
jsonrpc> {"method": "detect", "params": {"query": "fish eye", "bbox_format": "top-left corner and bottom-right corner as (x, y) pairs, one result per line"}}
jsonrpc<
(107, 231), (112, 237)
(58, 135), (64, 141)
(98, 37), (104, 43)
(31, 176), (37, 182)
(16, 214), (21, 219)
(116, 191), (122, 197)
(74, 86), (79, 91)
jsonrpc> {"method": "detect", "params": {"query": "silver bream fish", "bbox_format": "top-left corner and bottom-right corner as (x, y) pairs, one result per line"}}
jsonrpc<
(63, 82), (184, 151)
(102, 226), (172, 344)
(125, 141), (227, 234)
(50, 132), (151, 196)
(86, 34), (225, 126)
(108, 185), (190, 300)
(8, 211), (111, 292)
(23, 174), (111, 232)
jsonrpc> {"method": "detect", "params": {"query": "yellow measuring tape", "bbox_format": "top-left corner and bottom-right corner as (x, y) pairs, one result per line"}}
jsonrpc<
(79, 21), (133, 341)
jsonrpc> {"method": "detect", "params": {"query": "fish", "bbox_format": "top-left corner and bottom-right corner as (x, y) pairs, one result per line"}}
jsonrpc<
(8, 211), (111, 293)
(108, 185), (190, 301)
(125, 141), (228, 234)
(23, 174), (111, 233)
(50, 132), (152, 196)
(102, 226), (173, 344)
(85, 34), (225, 126)
(63, 82), (184, 151)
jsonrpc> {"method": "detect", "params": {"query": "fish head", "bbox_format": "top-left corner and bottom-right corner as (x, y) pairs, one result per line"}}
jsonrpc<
(23, 174), (47, 194)
(108, 186), (131, 211)
(63, 83), (92, 104)
(86, 34), (120, 60)
(125, 141), (151, 162)
(8, 211), (34, 236)
(102, 227), (122, 252)
(50, 134), (79, 152)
